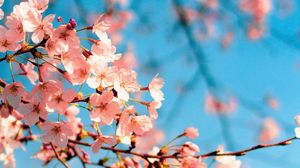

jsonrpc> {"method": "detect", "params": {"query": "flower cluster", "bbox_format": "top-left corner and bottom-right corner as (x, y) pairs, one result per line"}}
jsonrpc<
(0, 0), (298, 168)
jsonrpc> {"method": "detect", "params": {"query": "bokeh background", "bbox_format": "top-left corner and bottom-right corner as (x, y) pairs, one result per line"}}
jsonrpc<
(2, 0), (300, 167)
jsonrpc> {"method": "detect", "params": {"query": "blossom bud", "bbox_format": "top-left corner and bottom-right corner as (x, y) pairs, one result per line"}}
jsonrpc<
(57, 16), (62, 22)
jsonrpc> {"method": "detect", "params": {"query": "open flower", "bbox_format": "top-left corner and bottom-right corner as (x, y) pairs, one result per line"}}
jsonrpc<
(184, 127), (199, 139)
(41, 121), (73, 148)
(3, 82), (25, 108)
(18, 98), (47, 125)
(89, 90), (121, 125)
(148, 75), (164, 102)
(23, 9), (55, 43)
(91, 135), (115, 153)
(47, 88), (76, 113)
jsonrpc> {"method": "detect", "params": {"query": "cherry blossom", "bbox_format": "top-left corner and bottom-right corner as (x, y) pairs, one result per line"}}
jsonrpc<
(184, 127), (199, 139)
(18, 98), (47, 125)
(148, 75), (164, 102)
(180, 157), (207, 168)
(23, 9), (55, 43)
(2, 82), (25, 108)
(91, 135), (115, 153)
(259, 118), (280, 143)
(47, 88), (76, 113)
(41, 121), (73, 148)
(89, 90), (121, 125)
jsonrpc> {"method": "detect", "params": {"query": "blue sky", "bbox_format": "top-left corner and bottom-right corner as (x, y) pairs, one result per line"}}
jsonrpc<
(2, 0), (300, 167)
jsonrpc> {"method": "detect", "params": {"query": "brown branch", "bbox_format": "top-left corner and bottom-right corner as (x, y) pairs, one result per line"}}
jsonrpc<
(50, 143), (70, 168)
(69, 137), (298, 160)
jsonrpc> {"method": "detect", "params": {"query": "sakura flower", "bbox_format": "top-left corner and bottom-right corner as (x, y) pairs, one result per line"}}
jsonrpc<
(204, 94), (236, 114)
(64, 105), (79, 120)
(68, 117), (82, 137)
(41, 121), (73, 148)
(28, 0), (49, 13)
(27, 80), (63, 101)
(45, 38), (68, 57)
(0, 149), (16, 168)
(136, 128), (164, 152)
(47, 88), (76, 113)
(184, 127), (199, 139)
(91, 135), (115, 153)
(64, 60), (91, 85)
(89, 90), (121, 125)
(33, 145), (55, 162)
(2, 82), (25, 108)
(0, 26), (21, 52)
(92, 15), (110, 38)
(87, 59), (113, 89)
(215, 145), (242, 168)
(23, 9), (55, 43)
(178, 142), (199, 157)
(147, 101), (161, 119)
(148, 75), (164, 102)
(180, 157), (207, 168)
(259, 118), (280, 143)
(52, 25), (80, 48)
(91, 34), (121, 63)
(117, 106), (136, 137)
(17, 99), (47, 125)
(113, 68), (140, 101)
(5, 14), (25, 42)
(130, 115), (153, 136)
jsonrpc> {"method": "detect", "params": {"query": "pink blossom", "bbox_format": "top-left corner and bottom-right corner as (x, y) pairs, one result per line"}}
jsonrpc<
(91, 135), (115, 153)
(41, 121), (73, 148)
(113, 68), (140, 101)
(259, 118), (280, 143)
(148, 75), (164, 102)
(178, 142), (199, 157)
(47, 88), (76, 113)
(89, 90), (121, 125)
(147, 101), (161, 119)
(3, 82), (25, 108)
(64, 105), (79, 120)
(136, 129), (164, 152)
(52, 25), (80, 48)
(91, 34), (121, 63)
(92, 15), (110, 38)
(180, 157), (207, 168)
(87, 59), (113, 88)
(184, 127), (199, 139)
(28, 0), (49, 13)
(130, 115), (153, 136)
(0, 26), (21, 52)
(23, 9), (54, 43)
(64, 60), (91, 85)
(215, 146), (242, 168)
(204, 94), (236, 114)
(18, 99), (47, 125)
(27, 80), (63, 101)
(45, 38), (68, 57)
(5, 14), (25, 42)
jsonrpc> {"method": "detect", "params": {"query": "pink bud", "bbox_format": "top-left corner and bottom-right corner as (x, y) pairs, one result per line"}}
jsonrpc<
(57, 16), (62, 22)
(184, 127), (199, 139)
